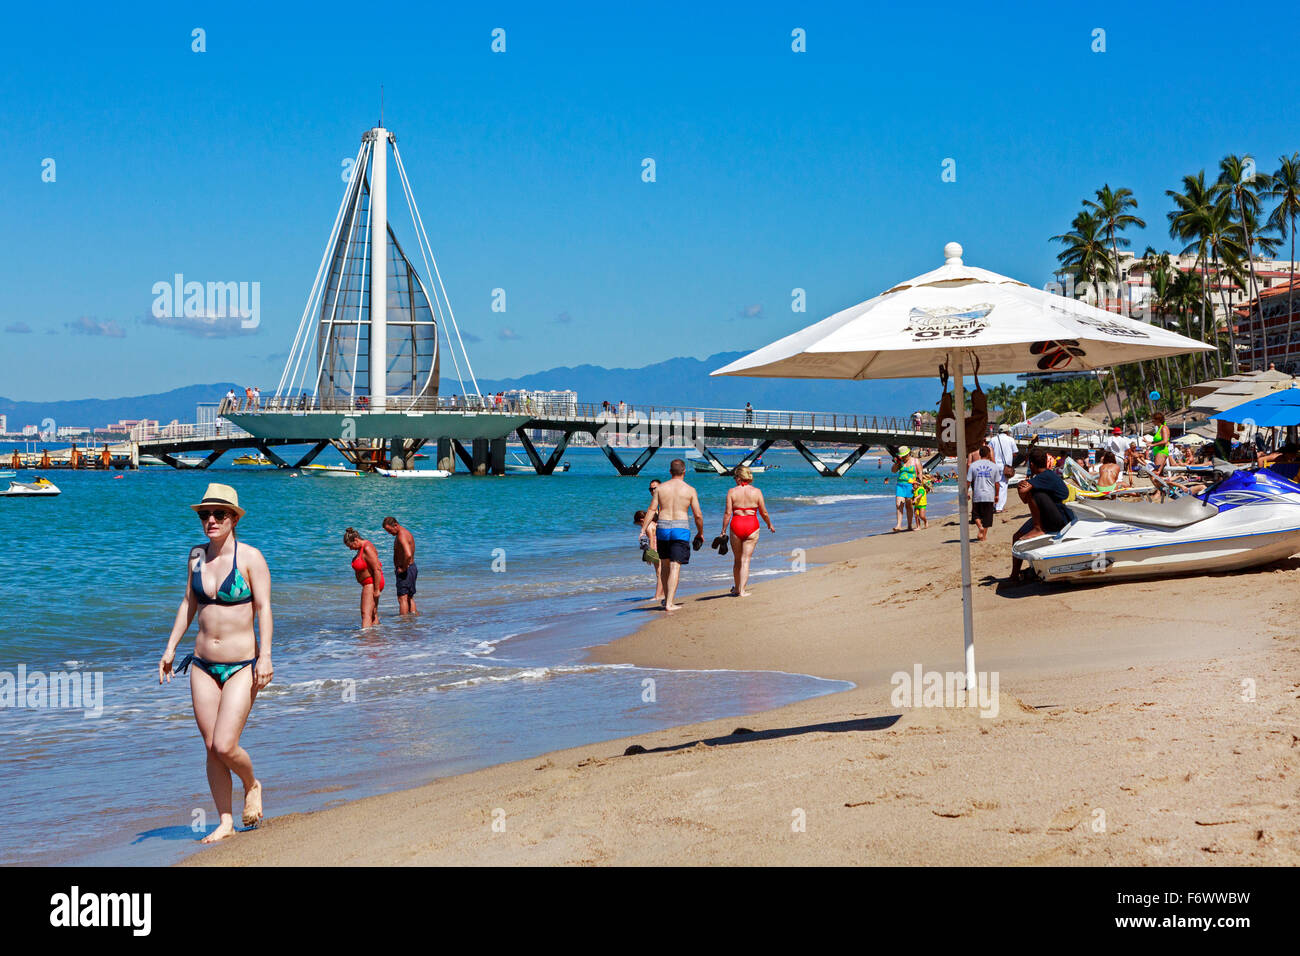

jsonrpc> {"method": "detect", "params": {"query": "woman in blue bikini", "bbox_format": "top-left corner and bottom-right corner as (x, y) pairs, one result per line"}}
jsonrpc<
(158, 483), (273, 844)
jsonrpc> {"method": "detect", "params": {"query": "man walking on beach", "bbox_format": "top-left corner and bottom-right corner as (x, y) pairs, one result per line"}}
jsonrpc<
(967, 445), (999, 541)
(639, 459), (704, 611)
(383, 516), (418, 614)
(989, 424), (1017, 514)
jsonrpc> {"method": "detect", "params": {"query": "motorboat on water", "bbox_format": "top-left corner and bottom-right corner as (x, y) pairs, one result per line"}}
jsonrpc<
(690, 456), (772, 475)
(3, 477), (61, 496)
(298, 464), (366, 478)
(375, 468), (451, 479)
(1012, 466), (1300, 583)
(233, 454), (274, 466)
(504, 454), (569, 474)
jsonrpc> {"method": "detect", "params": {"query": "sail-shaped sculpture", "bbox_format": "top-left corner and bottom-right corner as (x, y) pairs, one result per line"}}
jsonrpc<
(228, 124), (525, 470)
(315, 165), (441, 406)
(275, 125), (480, 412)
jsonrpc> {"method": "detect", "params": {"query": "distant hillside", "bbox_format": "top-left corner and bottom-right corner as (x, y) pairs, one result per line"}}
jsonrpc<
(444, 351), (937, 417)
(0, 383), (238, 431)
(1, 352), (943, 429)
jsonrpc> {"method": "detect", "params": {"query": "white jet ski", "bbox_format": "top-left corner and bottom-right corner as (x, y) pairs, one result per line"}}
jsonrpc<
(1012, 466), (1300, 583)
(3, 477), (61, 496)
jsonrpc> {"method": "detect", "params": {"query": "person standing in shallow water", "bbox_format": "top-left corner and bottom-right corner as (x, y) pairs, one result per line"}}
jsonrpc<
(344, 528), (385, 626)
(383, 516), (418, 615)
(158, 483), (273, 844)
(721, 464), (774, 596)
(639, 459), (703, 611)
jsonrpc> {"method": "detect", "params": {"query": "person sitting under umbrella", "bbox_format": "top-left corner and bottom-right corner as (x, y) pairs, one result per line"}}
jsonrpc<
(1007, 448), (1073, 585)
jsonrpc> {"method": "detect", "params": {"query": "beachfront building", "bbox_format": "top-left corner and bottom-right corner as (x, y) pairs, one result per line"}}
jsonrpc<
(1235, 278), (1300, 372)
(0, 414), (6, 435)
(55, 425), (91, 438)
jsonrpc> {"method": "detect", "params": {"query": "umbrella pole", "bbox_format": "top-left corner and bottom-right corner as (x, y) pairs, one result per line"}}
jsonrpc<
(953, 351), (976, 691)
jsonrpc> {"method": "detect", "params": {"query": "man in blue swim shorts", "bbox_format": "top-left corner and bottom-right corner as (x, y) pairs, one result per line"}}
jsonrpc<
(638, 458), (704, 612)
(383, 516), (419, 615)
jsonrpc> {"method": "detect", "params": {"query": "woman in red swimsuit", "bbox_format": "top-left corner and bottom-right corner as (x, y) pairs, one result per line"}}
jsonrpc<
(344, 527), (385, 627)
(721, 465), (775, 597)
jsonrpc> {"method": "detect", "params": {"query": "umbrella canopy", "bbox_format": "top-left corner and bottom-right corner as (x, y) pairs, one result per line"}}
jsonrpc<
(714, 245), (1213, 381)
(1179, 368), (1293, 398)
(713, 242), (1213, 690)
(1040, 411), (1108, 433)
(1213, 386), (1300, 427)
(1186, 376), (1298, 417)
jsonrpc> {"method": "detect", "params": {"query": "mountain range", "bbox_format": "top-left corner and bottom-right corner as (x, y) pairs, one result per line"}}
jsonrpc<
(0, 352), (941, 429)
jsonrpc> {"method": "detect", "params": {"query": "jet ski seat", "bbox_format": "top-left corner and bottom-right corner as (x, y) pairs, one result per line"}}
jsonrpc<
(1069, 495), (1219, 529)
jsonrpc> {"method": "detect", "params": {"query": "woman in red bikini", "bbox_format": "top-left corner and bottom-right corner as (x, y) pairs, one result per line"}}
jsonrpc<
(721, 465), (775, 597)
(344, 527), (385, 627)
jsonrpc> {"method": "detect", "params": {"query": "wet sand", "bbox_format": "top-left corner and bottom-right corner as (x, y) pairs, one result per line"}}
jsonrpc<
(189, 503), (1300, 866)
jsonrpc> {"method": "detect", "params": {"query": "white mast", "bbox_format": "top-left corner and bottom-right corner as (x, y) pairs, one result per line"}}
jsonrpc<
(367, 127), (389, 411)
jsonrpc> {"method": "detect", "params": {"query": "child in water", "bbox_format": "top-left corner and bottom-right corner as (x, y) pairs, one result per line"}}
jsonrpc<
(633, 510), (664, 602)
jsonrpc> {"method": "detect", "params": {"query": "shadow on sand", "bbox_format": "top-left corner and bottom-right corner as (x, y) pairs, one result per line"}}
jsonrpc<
(621, 714), (902, 757)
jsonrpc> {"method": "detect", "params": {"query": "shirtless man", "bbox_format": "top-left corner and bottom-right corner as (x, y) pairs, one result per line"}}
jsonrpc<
(382, 516), (418, 614)
(639, 459), (704, 611)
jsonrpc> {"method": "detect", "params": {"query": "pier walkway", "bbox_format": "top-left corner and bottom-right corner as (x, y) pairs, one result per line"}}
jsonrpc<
(21, 399), (1091, 477)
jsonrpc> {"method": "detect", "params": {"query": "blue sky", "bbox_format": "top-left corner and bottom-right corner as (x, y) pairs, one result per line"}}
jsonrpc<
(3, 0), (1298, 400)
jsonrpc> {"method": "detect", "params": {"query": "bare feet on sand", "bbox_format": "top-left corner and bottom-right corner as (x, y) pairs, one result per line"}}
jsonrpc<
(664, 602), (682, 612)
(242, 779), (264, 827)
(201, 818), (236, 844)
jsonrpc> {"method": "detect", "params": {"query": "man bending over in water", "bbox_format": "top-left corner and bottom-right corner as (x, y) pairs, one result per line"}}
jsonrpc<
(639, 458), (703, 611)
(383, 516), (418, 615)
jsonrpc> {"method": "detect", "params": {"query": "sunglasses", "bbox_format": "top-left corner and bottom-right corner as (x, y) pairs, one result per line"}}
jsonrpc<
(197, 509), (231, 522)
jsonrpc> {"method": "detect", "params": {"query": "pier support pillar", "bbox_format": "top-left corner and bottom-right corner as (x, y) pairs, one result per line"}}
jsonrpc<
(471, 438), (489, 476)
(790, 440), (872, 477)
(489, 438), (507, 476)
(130, 442), (140, 469)
(254, 441), (291, 469)
(437, 437), (454, 473)
(596, 438), (661, 476)
(514, 428), (570, 474)
(291, 441), (329, 469)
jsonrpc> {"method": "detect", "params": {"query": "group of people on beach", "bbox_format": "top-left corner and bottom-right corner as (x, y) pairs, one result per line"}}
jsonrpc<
(633, 458), (774, 611)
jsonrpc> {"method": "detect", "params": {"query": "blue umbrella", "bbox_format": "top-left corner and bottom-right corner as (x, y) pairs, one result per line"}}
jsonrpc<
(1214, 387), (1300, 427)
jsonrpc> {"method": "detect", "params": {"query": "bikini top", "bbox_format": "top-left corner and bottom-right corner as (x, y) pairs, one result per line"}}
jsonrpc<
(191, 541), (253, 606)
(351, 542), (370, 572)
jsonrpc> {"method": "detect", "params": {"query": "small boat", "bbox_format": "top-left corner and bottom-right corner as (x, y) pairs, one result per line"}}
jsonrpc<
(690, 456), (770, 475)
(3, 477), (61, 496)
(233, 454), (273, 466)
(504, 454), (569, 474)
(299, 464), (366, 478)
(1013, 466), (1300, 583)
(375, 468), (452, 479)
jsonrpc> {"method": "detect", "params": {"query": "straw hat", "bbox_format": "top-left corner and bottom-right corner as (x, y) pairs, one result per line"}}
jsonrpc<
(190, 482), (245, 519)
(898, 446), (911, 458)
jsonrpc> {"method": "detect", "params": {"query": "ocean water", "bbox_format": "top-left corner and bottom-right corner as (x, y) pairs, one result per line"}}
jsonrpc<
(0, 444), (952, 865)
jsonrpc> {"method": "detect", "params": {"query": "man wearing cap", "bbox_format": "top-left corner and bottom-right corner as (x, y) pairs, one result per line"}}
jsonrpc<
(1103, 426), (1131, 465)
(989, 424), (1018, 514)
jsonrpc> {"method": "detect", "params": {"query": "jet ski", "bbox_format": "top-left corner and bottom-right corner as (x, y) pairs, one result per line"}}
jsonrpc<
(1012, 466), (1300, 583)
(3, 477), (61, 497)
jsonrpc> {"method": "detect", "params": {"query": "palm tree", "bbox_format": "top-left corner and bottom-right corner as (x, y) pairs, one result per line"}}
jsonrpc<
(1052, 208), (1122, 421)
(1168, 172), (1223, 377)
(1202, 197), (1249, 373)
(1085, 185), (1149, 422)
(1267, 153), (1300, 369)
(1217, 155), (1275, 368)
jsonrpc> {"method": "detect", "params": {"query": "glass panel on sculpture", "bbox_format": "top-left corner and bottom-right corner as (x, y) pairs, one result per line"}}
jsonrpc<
(313, 163), (440, 405)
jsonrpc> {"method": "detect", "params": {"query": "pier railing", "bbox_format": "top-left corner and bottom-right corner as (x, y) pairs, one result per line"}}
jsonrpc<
(227, 396), (925, 434)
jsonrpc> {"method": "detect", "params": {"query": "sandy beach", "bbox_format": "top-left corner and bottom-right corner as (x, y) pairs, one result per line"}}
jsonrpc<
(190, 503), (1300, 866)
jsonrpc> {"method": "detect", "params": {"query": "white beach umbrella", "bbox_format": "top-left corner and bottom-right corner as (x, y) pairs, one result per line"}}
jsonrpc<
(713, 242), (1213, 688)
